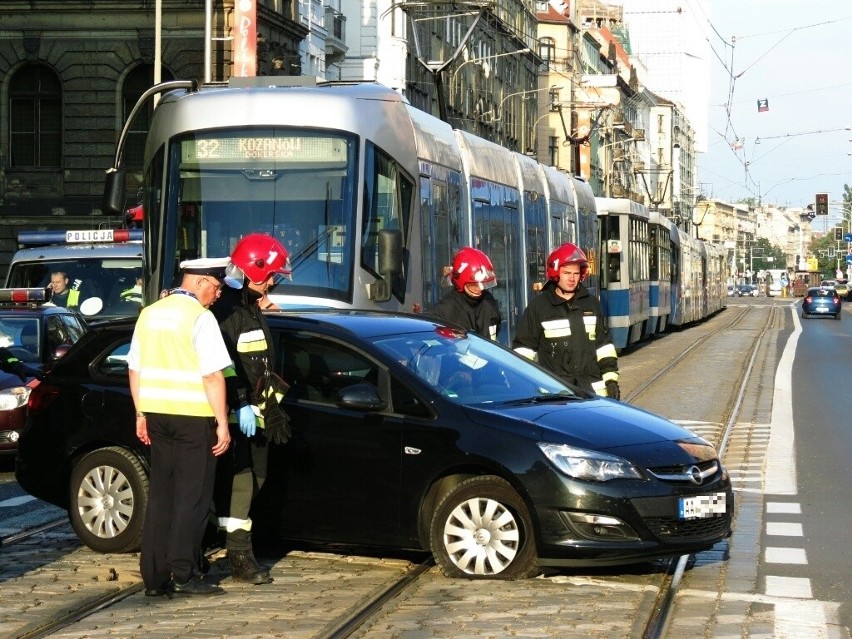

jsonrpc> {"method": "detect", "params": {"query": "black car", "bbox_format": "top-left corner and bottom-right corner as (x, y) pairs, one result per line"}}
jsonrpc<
(16, 311), (733, 579)
(0, 288), (87, 455)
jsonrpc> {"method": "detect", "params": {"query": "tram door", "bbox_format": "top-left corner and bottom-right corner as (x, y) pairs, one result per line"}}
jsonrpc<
(472, 187), (522, 344)
(419, 170), (463, 307)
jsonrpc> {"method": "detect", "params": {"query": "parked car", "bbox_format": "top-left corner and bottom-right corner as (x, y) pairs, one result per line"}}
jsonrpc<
(801, 287), (842, 319)
(833, 279), (850, 300)
(0, 288), (86, 456)
(16, 312), (733, 579)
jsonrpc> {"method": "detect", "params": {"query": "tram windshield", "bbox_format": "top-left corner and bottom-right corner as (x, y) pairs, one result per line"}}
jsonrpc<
(162, 128), (358, 304)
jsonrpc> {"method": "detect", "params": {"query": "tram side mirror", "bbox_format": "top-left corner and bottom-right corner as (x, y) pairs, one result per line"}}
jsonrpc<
(103, 168), (127, 216)
(368, 228), (403, 302)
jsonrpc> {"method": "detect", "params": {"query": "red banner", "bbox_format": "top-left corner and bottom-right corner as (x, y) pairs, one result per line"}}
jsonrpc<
(233, 0), (257, 77)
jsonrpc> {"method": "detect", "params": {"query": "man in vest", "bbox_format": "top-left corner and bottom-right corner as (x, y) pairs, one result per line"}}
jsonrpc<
(48, 271), (82, 307)
(128, 257), (233, 597)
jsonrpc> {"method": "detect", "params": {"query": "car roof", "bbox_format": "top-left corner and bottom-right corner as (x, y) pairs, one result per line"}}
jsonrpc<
(9, 242), (143, 262)
(88, 309), (449, 339)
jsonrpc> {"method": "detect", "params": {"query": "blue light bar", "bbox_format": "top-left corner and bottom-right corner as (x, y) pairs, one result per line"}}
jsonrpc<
(17, 229), (143, 246)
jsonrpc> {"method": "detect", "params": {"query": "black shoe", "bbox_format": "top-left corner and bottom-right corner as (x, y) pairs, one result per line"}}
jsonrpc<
(144, 585), (168, 597)
(228, 549), (273, 585)
(168, 575), (225, 596)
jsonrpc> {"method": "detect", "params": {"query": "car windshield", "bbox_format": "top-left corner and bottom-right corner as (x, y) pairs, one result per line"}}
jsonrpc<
(372, 328), (575, 406)
(0, 317), (40, 361)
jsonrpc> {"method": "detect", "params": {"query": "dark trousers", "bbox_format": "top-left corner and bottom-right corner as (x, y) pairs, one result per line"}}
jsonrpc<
(140, 413), (217, 588)
(214, 428), (269, 552)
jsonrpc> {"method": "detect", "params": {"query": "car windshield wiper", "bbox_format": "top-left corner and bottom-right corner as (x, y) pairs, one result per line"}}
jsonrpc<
(502, 391), (578, 406)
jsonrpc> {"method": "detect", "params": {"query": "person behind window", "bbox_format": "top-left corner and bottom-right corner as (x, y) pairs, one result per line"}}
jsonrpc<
(415, 247), (502, 341)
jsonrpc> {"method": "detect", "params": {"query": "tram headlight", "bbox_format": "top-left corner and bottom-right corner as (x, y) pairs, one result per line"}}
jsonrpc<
(538, 443), (643, 481)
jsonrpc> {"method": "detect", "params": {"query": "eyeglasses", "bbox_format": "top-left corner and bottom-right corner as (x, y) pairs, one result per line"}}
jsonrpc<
(200, 277), (224, 294)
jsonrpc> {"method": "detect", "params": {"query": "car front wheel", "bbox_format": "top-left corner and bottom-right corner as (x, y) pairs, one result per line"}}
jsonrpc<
(68, 447), (148, 553)
(429, 475), (539, 579)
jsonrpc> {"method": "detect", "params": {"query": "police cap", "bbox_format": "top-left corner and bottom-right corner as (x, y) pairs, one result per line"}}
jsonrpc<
(179, 257), (230, 280)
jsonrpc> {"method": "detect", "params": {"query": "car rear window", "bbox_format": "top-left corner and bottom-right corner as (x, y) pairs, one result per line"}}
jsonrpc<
(809, 288), (834, 297)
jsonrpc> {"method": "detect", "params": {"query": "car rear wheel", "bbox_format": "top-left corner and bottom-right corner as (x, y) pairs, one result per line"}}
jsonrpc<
(429, 475), (539, 579)
(68, 447), (148, 553)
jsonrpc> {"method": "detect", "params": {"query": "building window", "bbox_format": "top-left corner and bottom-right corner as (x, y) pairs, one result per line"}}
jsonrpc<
(122, 65), (175, 174)
(539, 38), (555, 68)
(9, 63), (62, 168)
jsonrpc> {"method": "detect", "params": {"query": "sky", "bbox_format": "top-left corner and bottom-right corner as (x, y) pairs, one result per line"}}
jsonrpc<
(696, 1), (852, 222)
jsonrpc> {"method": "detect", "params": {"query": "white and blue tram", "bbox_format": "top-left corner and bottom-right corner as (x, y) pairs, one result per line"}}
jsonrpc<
(644, 211), (673, 337)
(103, 78), (597, 344)
(595, 197), (650, 350)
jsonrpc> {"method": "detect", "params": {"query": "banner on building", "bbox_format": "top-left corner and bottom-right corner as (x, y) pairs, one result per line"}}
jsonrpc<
(233, 0), (257, 77)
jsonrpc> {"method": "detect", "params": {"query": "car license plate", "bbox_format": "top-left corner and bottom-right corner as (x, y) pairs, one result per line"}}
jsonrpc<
(678, 493), (727, 519)
(816, 307), (829, 313)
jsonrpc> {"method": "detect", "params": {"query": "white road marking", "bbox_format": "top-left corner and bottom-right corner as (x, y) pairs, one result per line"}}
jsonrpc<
(767, 502), (801, 514)
(765, 546), (807, 564)
(765, 576), (812, 599)
(766, 522), (803, 536)
(765, 309), (800, 495)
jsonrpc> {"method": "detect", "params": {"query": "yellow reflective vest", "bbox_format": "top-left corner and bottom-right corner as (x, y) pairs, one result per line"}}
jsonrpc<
(135, 294), (214, 417)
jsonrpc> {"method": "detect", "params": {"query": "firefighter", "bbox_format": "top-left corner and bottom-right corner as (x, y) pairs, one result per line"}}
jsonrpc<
(512, 242), (620, 399)
(419, 247), (502, 341)
(212, 233), (292, 585)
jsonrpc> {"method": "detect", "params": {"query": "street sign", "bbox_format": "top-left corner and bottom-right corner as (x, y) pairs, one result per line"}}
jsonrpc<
(845, 233), (852, 242)
(846, 254), (852, 264)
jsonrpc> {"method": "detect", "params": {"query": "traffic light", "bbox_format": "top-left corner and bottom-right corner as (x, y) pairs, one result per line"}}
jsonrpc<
(835, 227), (844, 241)
(815, 193), (829, 215)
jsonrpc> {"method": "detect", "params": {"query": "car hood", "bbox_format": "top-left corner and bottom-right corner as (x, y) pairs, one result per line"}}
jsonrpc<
(468, 398), (699, 452)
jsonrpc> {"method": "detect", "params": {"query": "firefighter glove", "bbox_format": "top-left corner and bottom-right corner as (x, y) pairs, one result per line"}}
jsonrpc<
(264, 406), (291, 445)
(605, 380), (621, 401)
(237, 405), (258, 438)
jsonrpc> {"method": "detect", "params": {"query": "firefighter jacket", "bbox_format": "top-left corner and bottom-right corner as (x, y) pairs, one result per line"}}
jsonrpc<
(512, 282), (618, 395)
(135, 293), (214, 416)
(212, 286), (276, 422)
(425, 288), (502, 340)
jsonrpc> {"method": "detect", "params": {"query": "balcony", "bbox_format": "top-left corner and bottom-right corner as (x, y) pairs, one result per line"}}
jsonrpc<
(324, 7), (347, 58)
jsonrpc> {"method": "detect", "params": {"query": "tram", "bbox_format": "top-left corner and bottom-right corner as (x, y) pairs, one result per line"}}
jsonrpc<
(595, 197), (650, 350)
(102, 77), (724, 348)
(645, 211), (673, 337)
(103, 78), (597, 344)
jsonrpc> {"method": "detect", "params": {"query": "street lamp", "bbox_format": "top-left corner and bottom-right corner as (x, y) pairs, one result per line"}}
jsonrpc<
(483, 85), (561, 123)
(448, 48), (531, 96)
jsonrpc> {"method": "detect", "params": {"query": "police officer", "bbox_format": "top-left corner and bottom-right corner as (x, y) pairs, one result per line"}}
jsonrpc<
(512, 243), (620, 399)
(212, 234), (292, 585)
(128, 258), (233, 597)
(48, 271), (81, 307)
(421, 247), (502, 340)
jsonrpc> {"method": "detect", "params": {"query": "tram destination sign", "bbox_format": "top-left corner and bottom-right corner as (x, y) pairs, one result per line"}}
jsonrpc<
(182, 134), (348, 164)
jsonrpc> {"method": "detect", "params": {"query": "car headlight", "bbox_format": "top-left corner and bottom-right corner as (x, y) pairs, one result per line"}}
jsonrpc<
(0, 386), (31, 411)
(538, 442), (643, 481)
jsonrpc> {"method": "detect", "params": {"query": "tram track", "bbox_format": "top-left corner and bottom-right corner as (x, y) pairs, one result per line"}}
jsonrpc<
(635, 304), (779, 639)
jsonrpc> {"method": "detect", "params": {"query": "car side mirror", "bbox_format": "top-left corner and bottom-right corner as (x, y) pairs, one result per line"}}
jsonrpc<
(336, 382), (386, 411)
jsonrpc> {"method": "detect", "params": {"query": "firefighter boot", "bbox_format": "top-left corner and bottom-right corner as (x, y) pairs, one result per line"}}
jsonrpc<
(228, 549), (273, 585)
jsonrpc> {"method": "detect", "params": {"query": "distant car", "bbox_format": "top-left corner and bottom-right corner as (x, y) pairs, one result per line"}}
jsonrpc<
(801, 287), (841, 319)
(0, 288), (86, 455)
(16, 312), (733, 579)
(736, 284), (757, 297)
(726, 285), (738, 297)
(833, 280), (850, 301)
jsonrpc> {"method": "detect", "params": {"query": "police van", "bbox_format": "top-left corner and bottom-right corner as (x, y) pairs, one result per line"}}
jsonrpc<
(4, 229), (144, 318)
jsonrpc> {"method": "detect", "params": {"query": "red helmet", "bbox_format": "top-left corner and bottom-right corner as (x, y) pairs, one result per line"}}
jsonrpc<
(229, 233), (292, 286)
(450, 247), (497, 292)
(546, 243), (589, 281)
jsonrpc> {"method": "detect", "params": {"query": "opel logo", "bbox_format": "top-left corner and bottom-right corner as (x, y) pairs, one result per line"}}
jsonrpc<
(688, 465), (703, 486)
